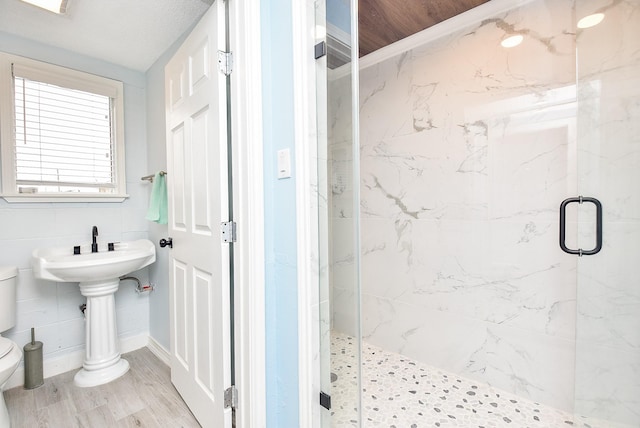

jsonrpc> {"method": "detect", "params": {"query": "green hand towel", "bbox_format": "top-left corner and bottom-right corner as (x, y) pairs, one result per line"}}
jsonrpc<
(146, 172), (168, 225)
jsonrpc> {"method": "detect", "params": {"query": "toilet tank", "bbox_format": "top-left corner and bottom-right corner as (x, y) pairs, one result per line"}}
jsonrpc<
(0, 267), (17, 332)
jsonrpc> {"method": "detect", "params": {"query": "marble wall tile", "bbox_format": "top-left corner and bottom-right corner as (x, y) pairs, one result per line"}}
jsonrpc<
(329, 142), (355, 220)
(578, 76), (640, 222)
(328, 74), (354, 147)
(574, 341), (640, 426)
(361, 293), (487, 370)
(361, 215), (577, 339)
(575, 219), (640, 353)
(361, 293), (576, 412)
(332, 285), (358, 338)
(329, 218), (357, 289)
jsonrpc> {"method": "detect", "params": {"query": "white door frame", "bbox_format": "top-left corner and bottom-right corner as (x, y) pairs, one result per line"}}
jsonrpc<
(228, 0), (266, 426)
(292, 1), (321, 426)
(230, 0), (326, 425)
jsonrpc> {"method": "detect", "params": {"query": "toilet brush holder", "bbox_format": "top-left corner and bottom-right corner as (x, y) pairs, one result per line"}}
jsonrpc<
(23, 327), (43, 389)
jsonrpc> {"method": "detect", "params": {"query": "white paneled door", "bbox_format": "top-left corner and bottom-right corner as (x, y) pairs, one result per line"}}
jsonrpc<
(164, 1), (232, 427)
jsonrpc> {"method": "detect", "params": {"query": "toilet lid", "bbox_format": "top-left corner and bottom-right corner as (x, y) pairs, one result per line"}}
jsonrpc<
(0, 337), (14, 359)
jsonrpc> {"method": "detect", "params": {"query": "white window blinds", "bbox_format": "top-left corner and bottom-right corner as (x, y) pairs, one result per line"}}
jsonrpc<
(13, 73), (115, 193)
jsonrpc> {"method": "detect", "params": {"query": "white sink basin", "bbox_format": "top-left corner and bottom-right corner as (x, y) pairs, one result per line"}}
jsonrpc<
(32, 239), (156, 282)
(31, 238), (157, 388)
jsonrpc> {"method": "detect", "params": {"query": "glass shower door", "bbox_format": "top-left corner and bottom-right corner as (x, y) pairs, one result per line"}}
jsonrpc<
(355, 0), (635, 426)
(574, 1), (640, 426)
(317, 0), (361, 426)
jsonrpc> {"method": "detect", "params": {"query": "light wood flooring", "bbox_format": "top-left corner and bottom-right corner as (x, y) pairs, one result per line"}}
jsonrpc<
(4, 347), (201, 427)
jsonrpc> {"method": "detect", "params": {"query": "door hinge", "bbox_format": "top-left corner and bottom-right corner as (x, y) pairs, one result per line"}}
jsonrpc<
(314, 41), (327, 59)
(320, 391), (331, 410)
(221, 221), (237, 243)
(224, 385), (238, 409)
(218, 51), (233, 75)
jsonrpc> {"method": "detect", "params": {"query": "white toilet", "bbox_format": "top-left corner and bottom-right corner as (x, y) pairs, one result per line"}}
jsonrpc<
(0, 266), (21, 428)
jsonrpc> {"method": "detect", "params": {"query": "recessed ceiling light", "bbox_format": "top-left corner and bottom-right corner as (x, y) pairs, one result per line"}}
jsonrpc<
(577, 13), (605, 29)
(501, 34), (524, 48)
(19, 0), (68, 14)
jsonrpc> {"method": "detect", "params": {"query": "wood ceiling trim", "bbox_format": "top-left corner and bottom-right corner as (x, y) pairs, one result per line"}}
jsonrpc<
(358, 0), (490, 57)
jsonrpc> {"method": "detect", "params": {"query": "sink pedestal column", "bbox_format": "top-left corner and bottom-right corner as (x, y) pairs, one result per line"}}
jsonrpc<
(74, 279), (129, 387)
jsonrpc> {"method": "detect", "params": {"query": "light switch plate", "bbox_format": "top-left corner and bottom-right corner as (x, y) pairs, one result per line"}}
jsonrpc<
(277, 148), (291, 179)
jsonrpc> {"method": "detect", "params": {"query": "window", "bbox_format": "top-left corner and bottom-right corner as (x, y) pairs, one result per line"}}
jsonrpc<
(0, 53), (127, 202)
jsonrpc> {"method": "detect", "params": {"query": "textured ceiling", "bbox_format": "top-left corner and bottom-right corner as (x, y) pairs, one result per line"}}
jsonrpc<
(0, 0), (212, 72)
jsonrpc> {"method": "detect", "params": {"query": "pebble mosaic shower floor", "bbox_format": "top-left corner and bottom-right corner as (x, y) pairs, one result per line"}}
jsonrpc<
(329, 332), (629, 428)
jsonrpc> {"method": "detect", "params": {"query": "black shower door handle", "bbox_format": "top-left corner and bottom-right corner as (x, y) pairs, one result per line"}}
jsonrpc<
(559, 196), (602, 256)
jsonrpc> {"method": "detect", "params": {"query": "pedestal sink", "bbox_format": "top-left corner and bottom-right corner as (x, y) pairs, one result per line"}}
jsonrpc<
(32, 239), (156, 387)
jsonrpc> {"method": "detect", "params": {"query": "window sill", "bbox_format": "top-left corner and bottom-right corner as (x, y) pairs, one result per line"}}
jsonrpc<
(1, 194), (129, 203)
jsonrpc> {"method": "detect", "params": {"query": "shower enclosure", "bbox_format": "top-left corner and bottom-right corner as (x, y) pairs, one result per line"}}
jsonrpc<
(317, 0), (640, 426)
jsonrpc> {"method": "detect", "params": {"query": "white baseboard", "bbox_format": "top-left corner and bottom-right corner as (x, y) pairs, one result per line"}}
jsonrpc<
(146, 335), (170, 366)
(5, 332), (149, 390)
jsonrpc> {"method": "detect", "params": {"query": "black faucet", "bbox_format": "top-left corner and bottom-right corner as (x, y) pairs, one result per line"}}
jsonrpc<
(91, 226), (99, 253)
